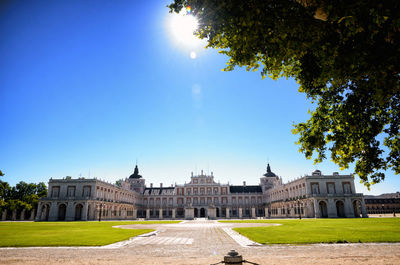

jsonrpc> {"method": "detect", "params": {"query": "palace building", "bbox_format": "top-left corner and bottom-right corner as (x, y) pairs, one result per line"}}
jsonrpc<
(36, 164), (368, 221)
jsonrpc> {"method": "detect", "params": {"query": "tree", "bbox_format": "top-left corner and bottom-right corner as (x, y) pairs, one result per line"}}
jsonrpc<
(169, 0), (400, 187)
(0, 180), (10, 211)
(0, 170), (3, 177)
(0, 180), (47, 214)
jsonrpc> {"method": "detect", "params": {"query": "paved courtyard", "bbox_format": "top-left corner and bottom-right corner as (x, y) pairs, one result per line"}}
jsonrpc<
(1, 219), (400, 265)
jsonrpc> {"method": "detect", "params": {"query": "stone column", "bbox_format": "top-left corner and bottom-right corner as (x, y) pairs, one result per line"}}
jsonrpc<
(108, 205), (112, 219)
(238, 208), (243, 218)
(208, 206), (216, 220)
(251, 207), (256, 219)
(146, 208), (150, 219)
(88, 203), (96, 220)
(82, 203), (89, 221)
(65, 202), (75, 221)
(226, 207), (230, 219)
(159, 208), (163, 219)
(313, 199), (319, 218)
(265, 207), (269, 218)
(29, 209), (36, 221)
(185, 207), (194, 220)
(12, 210), (17, 221)
(35, 204), (42, 221)
(2, 210), (7, 221)
(20, 209), (25, 221)
(49, 202), (58, 221)
(327, 198), (337, 218)
(360, 199), (368, 218)
(344, 198), (355, 218)
(132, 209), (137, 219)
(172, 208), (176, 219)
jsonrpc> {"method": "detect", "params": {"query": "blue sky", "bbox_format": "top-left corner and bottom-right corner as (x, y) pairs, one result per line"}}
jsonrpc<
(0, 0), (398, 195)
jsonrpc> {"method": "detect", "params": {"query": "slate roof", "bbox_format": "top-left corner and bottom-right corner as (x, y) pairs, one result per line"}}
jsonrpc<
(365, 198), (400, 204)
(229, 185), (262, 193)
(144, 187), (175, 195)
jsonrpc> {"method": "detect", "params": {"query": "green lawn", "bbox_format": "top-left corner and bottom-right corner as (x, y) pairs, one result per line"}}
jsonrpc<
(0, 220), (180, 247)
(220, 218), (400, 244)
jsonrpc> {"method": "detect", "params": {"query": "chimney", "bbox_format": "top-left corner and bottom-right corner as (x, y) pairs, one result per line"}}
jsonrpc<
(243, 181), (246, 186)
(150, 183), (153, 188)
(201, 169), (203, 175)
(160, 183), (163, 188)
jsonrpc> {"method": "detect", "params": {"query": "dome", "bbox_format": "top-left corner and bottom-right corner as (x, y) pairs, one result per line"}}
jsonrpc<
(129, 165), (142, 179)
(263, 163), (278, 179)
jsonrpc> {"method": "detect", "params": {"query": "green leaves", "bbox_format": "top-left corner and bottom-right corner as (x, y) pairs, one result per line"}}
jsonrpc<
(0, 180), (47, 212)
(168, 0), (400, 187)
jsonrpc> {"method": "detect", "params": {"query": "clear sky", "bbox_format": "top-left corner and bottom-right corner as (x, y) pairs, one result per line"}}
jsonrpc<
(0, 0), (398, 195)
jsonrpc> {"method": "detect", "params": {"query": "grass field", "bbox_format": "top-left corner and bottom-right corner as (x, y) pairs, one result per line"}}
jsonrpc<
(220, 218), (400, 244)
(0, 220), (180, 247)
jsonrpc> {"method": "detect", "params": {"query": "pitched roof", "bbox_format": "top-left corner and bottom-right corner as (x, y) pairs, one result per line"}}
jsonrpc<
(144, 187), (175, 195)
(229, 185), (262, 193)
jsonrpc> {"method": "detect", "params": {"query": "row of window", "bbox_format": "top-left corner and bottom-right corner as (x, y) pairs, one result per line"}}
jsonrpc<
(143, 196), (263, 206)
(175, 187), (228, 196)
(51, 186), (91, 198)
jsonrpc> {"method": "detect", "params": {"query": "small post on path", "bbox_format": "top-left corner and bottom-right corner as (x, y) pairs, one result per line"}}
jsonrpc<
(210, 250), (259, 265)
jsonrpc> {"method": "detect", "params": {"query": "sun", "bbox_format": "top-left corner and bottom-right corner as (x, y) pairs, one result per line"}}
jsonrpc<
(167, 10), (202, 49)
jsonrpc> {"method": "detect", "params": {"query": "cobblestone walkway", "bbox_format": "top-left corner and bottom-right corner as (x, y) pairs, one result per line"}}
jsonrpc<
(1, 219), (400, 265)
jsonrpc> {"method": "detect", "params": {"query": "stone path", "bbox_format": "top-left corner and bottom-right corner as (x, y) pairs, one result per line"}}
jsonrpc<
(1, 219), (400, 265)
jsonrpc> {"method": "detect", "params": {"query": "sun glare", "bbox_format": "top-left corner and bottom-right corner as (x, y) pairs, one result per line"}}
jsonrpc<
(168, 11), (202, 50)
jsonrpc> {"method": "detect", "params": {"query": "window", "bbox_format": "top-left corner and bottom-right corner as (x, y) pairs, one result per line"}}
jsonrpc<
(311, 183), (320, 194)
(52, 186), (60, 198)
(82, 186), (91, 197)
(326, 183), (335, 194)
(67, 186), (75, 197)
(342, 182), (352, 194)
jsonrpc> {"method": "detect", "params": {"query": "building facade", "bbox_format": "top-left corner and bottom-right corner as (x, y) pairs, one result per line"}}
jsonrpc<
(36, 164), (368, 221)
(364, 192), (400, 215)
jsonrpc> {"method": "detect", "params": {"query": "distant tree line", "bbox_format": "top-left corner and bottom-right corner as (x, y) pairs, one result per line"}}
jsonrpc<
(0, 170), (47, 220)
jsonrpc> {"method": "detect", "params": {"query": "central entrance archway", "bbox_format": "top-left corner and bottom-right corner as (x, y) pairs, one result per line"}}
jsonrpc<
(194, 208), (198, 218)
(200, 208), (205, 217)
(58, 204), (66, 221)
(336, 200), (345, 217)
(319, 201), (328, 218)
(75, 204), (83, 220)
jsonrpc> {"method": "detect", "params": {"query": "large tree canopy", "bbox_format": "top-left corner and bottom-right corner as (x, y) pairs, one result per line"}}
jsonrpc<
(169, 0), (400, 187)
